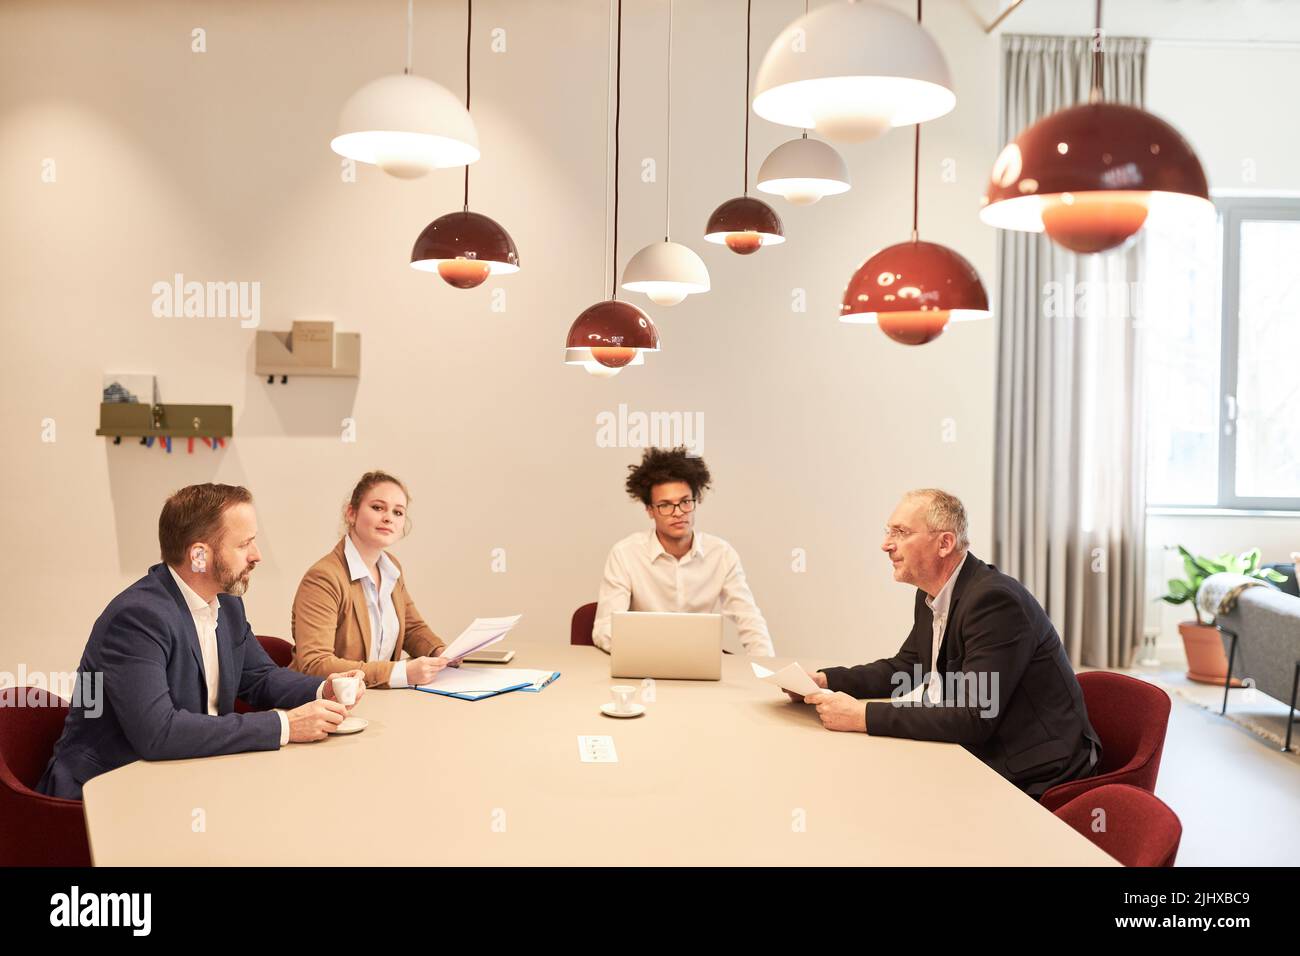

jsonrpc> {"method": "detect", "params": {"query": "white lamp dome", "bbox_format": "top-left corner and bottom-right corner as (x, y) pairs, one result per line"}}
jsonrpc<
(331, 73), (480, 178)
(757, 137), (851, 205)
(753, 1), (955, 144)
(621, 240), (710, 306)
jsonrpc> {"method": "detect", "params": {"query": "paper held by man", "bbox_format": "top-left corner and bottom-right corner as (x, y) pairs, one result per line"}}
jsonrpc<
(751, 660), (823, 697)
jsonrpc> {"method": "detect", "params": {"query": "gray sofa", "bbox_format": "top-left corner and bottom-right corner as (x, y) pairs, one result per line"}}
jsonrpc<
(1216, 586), (1300, 751)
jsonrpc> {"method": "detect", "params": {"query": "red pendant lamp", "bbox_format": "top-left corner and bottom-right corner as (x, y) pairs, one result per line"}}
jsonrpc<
(565, 0), (660, 377)
(704, 0), (784, 255)
(840, 1), (988, 345)
(980, 0), (1210, 254)
(410, 0), (519, 286)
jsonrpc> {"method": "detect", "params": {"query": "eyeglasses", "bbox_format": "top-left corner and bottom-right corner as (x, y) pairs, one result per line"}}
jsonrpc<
(654, 498), (697, 516)
(883, 525), (946, 542)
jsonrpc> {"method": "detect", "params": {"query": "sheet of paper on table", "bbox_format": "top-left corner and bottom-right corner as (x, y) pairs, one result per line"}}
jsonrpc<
(441, 614), (522, 662)
(751, 661), (826, 697)
(578, 735), (618, 763)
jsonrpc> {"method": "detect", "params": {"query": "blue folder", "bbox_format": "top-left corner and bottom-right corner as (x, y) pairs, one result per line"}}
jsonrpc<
(412, 671), (561, 701)
(517, 671), (562, 693)
(412, 682), (532, 702)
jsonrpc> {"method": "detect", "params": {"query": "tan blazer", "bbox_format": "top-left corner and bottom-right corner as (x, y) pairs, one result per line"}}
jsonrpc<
(291, 538), (446, 687)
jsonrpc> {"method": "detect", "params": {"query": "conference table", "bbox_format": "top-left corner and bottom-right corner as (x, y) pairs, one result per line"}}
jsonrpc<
(82, 644), (1116, 865)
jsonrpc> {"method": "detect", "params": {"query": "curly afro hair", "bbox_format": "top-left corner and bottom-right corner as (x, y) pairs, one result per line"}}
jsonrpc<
(625, 446), (712, 506)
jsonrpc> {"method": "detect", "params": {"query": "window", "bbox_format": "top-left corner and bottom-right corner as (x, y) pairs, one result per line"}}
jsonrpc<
(1145, 197), (1300, 511)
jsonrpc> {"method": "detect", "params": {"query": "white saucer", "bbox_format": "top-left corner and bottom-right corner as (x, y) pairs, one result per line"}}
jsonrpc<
(329, 716), (368, 735)
(601, 703), (645, 719)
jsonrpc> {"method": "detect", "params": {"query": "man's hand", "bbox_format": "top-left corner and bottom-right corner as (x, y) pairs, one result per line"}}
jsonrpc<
(784, 670), (828, 703)
(286, 699), (348, 742)
(405, 656), (451, 686)
(320, 669), (366, 708)
(806, 691), (868, 732)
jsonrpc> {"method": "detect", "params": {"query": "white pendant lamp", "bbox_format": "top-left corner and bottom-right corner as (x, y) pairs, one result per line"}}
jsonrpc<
(330, 0), (480, 178)
(623, 240), (709, 305)
(753, 0), (955, 144)
(622, 0), (710, 307)
(757, 133), (851, 205)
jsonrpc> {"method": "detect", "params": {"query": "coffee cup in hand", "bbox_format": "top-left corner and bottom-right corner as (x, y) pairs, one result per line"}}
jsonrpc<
(331, 674), (360, 707)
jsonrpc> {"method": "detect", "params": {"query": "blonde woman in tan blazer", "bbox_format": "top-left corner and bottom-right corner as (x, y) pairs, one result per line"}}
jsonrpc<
(292, 471), (451, 688)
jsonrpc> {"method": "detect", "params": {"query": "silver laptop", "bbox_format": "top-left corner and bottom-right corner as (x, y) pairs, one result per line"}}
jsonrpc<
(610, 611), (723, 680)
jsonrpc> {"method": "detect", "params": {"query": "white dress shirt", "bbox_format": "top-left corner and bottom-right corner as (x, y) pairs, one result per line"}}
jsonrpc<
(167, 566), (317, 746)
(343, 534), (408, 688)
(921, 552), (968, 704)
(592, 529), (775, 656)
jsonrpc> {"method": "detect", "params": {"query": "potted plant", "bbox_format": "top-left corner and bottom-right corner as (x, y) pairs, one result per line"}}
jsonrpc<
(1160, 546), (1286, 684)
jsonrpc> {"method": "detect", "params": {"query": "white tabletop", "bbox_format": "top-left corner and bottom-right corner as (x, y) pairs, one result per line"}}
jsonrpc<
(82, 644), (1116, 865)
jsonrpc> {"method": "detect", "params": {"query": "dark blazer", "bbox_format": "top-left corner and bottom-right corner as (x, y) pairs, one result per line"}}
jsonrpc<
(37, 563), (323, 800)
(820, 553), (1101, 798)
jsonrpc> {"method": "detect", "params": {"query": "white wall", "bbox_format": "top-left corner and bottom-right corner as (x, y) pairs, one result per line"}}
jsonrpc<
(0, 0), (1005, 677)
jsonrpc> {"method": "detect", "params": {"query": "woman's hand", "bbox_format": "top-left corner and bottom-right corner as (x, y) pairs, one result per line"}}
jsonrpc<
(405, 655), (451, 685)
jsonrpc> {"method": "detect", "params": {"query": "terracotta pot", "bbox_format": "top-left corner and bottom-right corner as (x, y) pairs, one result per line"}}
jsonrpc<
(1179, 621), (1242, 686)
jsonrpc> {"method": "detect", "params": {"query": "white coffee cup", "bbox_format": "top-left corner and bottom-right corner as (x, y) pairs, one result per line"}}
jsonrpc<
(610, 684), (638, 714)
(331, 675), (360, 707)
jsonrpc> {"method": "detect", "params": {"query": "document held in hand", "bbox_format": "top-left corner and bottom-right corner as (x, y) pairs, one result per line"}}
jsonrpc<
(751, 661), (825, 697)
(441, 614), (522, 663)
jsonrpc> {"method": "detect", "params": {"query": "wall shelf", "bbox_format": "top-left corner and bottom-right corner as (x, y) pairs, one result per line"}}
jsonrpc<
(96, 402), (232, 440)
(255, 320), (360, 383)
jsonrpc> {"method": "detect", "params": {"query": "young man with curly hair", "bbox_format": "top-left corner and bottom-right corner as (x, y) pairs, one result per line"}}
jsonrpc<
(591, 446), (774, 656)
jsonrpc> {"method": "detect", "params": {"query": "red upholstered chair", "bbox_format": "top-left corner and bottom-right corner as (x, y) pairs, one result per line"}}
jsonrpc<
(0, 687), (93, 866)
(234, 635), (297, 713)
(1040, 671), (1171, 812)
(256, 635), (294, 667)
(571, 603), (597, 647)
(1054, 784), (1182, 867)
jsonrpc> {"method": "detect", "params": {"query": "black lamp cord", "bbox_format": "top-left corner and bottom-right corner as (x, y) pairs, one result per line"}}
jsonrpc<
(612, 0), (623, 298)
(664, 0), (673, 242)
(743, 0), (751, 195)
(463, 0), (472, 212)
(1090, 0), (1105, 104)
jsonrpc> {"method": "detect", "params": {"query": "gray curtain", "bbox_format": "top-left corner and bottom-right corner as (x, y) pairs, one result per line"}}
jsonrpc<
(992, 35), (1150, 668)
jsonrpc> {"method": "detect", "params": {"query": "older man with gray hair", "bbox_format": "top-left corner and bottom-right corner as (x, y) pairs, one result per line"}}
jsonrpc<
(794, 488), (1101, 799)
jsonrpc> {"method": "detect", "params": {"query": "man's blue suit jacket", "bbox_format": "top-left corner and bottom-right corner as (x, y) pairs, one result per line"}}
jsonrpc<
(37, 563), (322, 799)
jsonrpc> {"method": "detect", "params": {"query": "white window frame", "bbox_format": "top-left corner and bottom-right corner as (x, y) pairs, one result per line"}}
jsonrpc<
(1216, 197), (1300, 512)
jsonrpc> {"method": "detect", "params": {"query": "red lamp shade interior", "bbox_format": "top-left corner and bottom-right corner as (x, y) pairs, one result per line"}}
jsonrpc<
(704, 197), (785, 255)
(565, 300), (660, 368)
(411, 211), (520, 287)
(840, 239), (989, 346)
(982, 102), (1209, 254)
(1039, 192), (1149, 254)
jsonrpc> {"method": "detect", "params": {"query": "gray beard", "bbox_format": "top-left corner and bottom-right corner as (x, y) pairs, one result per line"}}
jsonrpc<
(214, 555), (252, 596)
